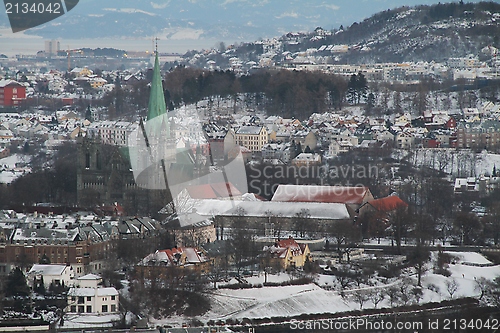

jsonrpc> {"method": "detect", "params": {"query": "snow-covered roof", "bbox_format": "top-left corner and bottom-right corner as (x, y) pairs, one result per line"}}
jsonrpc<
(68, 287), (118, 297)
(0, 79), (23, 88)
(236, 126), (264, 135)
(77, 273), (101, 281)
(222, 201), (351, 220)
(138, 247), (209, 267)
(272, 184), (370, 205)
(29, 264), (69, 276)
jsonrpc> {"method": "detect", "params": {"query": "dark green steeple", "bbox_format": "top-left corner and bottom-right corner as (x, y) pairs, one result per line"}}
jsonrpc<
(146, 52), (169, 136)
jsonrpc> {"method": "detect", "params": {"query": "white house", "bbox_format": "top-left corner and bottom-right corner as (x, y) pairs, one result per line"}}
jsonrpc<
(328, 140), (352, 157)
(74, 273), (102, 288)
(395, 132), (415, 149)
(291, 153), (322, 167)
(28, 264), (75, 289)
(67, 287), (119, 314)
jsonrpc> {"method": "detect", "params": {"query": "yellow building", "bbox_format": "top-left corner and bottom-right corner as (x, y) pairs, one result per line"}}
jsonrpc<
(90, 77), (108, 89)
(235, 126), (268, 152)
(70, 67), (93, 77)
(264, 238), (311, 270)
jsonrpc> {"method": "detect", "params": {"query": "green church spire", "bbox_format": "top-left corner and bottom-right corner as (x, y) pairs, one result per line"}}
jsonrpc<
(146, 52), (169, 137)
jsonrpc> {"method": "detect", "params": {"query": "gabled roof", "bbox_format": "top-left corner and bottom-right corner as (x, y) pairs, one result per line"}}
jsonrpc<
(366, 195), (408, 212)
(77, 273), (101, 281)
(0, 79), (23, 88)
(138, 247), (209, 267)
(271, 185), (371, 205)
(266, 238), (306, 258)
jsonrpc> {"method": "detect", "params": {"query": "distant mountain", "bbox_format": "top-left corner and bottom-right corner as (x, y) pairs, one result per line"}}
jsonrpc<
(285, 1), (500, 63)
(0, 0), (484, 42)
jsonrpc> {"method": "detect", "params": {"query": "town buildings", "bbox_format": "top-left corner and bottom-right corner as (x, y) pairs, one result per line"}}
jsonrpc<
(67, 283), (119, 315)
(235, 126), (268, 152)
(0, 79), (26, 107)
(0, 211), (161, 277)
(263, 237), (311, 270)
(136, 247), (211, 279)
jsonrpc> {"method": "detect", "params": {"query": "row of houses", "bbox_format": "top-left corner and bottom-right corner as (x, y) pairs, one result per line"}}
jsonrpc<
(0, 212), (161, 276)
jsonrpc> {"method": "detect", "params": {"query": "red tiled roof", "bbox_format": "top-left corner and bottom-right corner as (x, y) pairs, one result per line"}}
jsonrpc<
(186, 182), (241, 199)
(186, 184), (218, 199)
(277, 238), (300, 249)
(368, 196), (408, 212)
(210, 182), (242, 197)
(271, 185), (370, 204)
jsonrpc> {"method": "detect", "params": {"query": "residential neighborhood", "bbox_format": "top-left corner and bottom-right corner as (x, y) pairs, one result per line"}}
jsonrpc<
(1, 1), (500, 332)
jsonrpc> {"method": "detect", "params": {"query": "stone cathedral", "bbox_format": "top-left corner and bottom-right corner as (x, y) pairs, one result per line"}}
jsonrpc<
(76, 52), (190, 215)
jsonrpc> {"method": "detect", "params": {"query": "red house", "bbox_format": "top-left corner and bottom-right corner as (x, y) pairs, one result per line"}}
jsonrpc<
(0, 79), (26, 107)
(445, 117), (457, 130)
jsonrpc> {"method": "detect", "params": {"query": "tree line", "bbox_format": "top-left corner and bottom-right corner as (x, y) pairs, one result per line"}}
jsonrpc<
(161, 67), (348, 119)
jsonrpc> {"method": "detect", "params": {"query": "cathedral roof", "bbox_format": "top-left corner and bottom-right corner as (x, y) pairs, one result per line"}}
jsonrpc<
(146, 52), (169, 136)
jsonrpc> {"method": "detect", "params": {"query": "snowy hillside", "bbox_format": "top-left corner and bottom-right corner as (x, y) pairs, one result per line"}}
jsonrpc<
(317, 2), (500, 63)
(150, 251), (500, 327)
(1, 0), (497, 63)
(406, 149), (500, 177)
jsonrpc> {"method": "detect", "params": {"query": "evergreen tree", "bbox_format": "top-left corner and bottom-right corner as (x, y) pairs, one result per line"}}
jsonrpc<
(5, 267), (30, 297)
(357, 72), (368, 104)
(85, 105), (92, 121)
(365, 92), (375, 114)
(295, 142), (303, 156)
(39, 253), (50, 264)
(347, 74), (358, 104)
(34, 276), (46, 295)
(347, 72), (368, 105)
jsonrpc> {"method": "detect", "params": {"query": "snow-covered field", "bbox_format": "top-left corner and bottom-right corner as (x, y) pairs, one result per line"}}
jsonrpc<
(60, 313), (121, 329)
(150, 251), (500, 327)
(0, 153), (31, 184)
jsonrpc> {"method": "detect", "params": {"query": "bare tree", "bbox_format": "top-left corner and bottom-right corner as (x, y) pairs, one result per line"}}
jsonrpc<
(293, 208), (310, 238)
(446, 278), (459, 299)
(369, 289), (385, 308)
(334, 264), (354, 290)
(328, 220), (360, 263)
(230, 225), (257, 274)
(407, 242), (430, 287)
(397, 278), (413, 306)
(412, 286), (423, 304)
(474, 277), (490, 301)
(385, 285), (400, 307)
(351, 289), (369, 309)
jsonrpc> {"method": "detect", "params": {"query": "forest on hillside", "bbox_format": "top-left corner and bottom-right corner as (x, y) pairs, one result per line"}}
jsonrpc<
(162, 68), (348, 119)
(95, 66), (500, 121)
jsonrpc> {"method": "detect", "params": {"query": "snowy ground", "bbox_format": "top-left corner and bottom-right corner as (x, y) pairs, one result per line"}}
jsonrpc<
(0, 153), (31, 184)
(150, 251), (500, 327)
(59, 313), (121, 329)
(404, 149), (500, 177)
